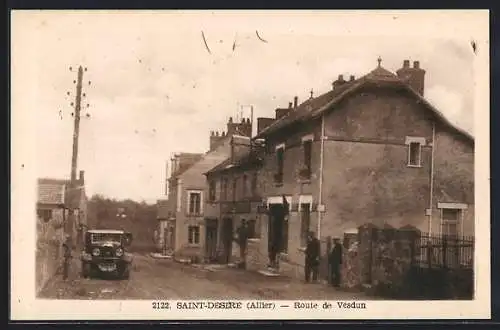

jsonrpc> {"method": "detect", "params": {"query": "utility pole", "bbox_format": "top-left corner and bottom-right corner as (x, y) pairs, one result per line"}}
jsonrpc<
(70, 66), (83, 183)
(66, 65), (90, 251)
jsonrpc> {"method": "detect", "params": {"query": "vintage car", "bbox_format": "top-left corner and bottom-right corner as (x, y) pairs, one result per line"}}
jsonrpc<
(80, 229), (133, 279)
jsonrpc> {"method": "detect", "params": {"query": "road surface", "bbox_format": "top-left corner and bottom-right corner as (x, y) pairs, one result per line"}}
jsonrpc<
(38, 253), (370, 300)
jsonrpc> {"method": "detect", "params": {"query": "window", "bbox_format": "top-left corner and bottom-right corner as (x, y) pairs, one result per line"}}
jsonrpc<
(275, 146), (285, 183)
(302, 140), (312, 179)
(405, 136), (425, 167)
(442, 208), (461, 237)
(409, 142), (421, 166)
(187, 191), (202, 215)
(300, 203), (311, 247)
(188, 225), (200, 244)
(208, 181), (216, 202)
(222, 178), (228, 201)
(232, 178), (238, 201)
(37, 209), (52, 223)
(251, 172), (258, 196)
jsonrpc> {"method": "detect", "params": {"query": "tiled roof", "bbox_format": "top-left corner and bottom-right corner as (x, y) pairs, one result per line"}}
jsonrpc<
(256, 65), (474, 142)
(37, 178), (68, 205)
(205, 145), (266, 175)
(37, 178), (86, 208)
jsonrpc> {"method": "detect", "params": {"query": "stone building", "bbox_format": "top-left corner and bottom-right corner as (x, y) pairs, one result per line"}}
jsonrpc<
(165, 117), (253, 261)
(204, 135), (266, 264)
(225, 58), (474, 277)
(36, 171), (87, 293)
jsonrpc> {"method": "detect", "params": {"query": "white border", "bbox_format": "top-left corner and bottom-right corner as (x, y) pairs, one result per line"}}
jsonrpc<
(10, 9), (490, 321)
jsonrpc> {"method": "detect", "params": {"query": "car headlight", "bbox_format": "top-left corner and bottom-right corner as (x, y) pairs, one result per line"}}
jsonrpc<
(92, 248), (100, 256)
(115, 248), (124, 257)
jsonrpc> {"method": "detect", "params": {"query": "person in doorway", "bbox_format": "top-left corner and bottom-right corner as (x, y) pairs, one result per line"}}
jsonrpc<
(236, 219), (249, 269)
(329, 237), (343, 287)
(305, 231), (320, 283)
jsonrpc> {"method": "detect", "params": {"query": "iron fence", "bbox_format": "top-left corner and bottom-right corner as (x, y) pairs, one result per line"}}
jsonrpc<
(414, 233), (474, 269)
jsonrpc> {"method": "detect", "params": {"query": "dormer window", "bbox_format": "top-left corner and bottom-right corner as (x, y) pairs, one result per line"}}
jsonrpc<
(405, 137), (425, 167)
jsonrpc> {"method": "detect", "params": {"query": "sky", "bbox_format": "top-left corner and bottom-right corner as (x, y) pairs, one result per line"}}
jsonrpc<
(12, 10), (484, 203)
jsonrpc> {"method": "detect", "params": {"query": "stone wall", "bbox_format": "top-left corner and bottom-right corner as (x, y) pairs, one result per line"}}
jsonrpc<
(36, 209), (65, 295)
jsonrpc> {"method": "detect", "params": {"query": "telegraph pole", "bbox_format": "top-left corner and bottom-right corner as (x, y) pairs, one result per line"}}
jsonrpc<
(70, 66), (83, 183)
(66, 65), (90, 251)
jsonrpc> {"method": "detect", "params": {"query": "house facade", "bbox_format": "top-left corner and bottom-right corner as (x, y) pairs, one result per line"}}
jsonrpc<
(166, 117), (253, 261)
(218, 59), (474, 277)
(204, 135), (266, 264)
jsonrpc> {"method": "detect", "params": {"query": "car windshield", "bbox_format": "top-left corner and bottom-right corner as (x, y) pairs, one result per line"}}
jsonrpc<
(91, 233), (122, 244)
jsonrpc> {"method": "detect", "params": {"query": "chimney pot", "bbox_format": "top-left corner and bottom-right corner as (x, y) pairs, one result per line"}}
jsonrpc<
(413, 61), (420, 69)
(289, 102), (293, 108)
(403, 60), (410, 68)
(79, 170), (85, 183)
(294, 96), (298, 108)
(210, 130), (214, 136)
(241, 117), (245, 123)
(229, 117), (233, 123)
(350, 75), (355, 81)
(216, 131), (219, 137)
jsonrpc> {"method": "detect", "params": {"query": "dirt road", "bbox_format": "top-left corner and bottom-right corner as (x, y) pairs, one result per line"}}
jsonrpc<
(38, 253), (370, 300)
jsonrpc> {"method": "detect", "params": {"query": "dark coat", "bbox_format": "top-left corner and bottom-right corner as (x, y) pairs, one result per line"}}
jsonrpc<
(236, 225), (249, 247)
(329, 243), (343, 265)
(305, 237), (320, 263)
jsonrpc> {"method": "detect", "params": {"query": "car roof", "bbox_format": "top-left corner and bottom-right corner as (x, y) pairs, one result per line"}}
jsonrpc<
(88, 229), (125, 234)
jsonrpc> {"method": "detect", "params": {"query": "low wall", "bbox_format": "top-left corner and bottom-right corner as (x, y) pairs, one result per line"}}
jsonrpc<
(36, 219), (65, 295)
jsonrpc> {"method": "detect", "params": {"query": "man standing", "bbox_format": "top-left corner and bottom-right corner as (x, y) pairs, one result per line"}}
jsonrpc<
(329, 237), (343, 287)
(236, 219), (249, 269)
(62, 234), (72, 280)
(305, 231), (320, 283)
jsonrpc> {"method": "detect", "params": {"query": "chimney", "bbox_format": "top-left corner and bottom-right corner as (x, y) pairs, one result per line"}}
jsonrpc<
(79, 170), (85, 184)
(332, 74), (347, 90)
(294, 96), (298, 108)
(275, 108), (292, 120)
(257, 117), (275, 134)
(350, 75), (355, 82)
(396, 59), (426, 96)
(288, 102), (293, 108)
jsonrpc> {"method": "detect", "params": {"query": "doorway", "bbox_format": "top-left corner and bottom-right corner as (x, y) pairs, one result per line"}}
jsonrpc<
(268, 204), (286, 265)
(222, 217), (234, 263)
(205, 218), (218, 263)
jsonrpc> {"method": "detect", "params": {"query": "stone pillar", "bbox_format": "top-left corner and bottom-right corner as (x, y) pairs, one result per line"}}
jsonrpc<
(358, 223), (378, 286)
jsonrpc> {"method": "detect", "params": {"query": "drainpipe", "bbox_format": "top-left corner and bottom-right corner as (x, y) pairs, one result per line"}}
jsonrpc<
(317, 114), (326, 238)
(428, 122), (436, 236)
